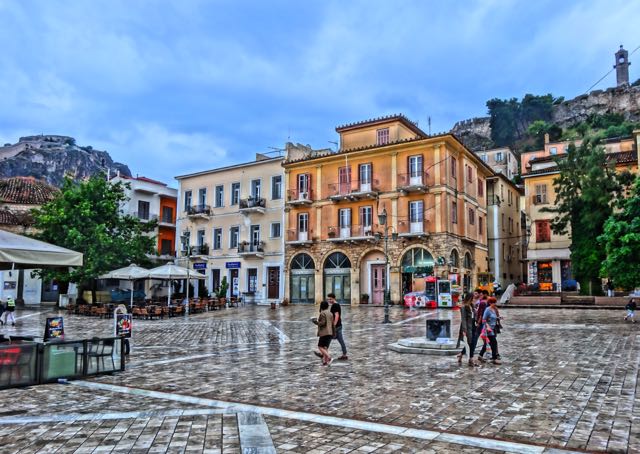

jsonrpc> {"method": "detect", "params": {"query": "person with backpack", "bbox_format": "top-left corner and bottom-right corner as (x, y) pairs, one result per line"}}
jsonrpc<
(624, 298), (637, 323)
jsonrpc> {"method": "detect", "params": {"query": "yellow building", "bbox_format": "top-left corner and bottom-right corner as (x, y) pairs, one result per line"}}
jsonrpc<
(283, 115), (493, 305)
(521, 132), (639, 291)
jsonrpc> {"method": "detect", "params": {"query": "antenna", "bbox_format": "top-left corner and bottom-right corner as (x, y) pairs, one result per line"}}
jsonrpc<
(428, 116), (432, 135)
(328, 141), (338, 151)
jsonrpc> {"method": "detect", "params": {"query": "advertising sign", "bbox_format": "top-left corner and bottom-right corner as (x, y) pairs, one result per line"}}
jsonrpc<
(226, 262), (241, 269)
(44, 316), (65, 341)
(193, 262), (207, 270)
(115, 314), (132, 338)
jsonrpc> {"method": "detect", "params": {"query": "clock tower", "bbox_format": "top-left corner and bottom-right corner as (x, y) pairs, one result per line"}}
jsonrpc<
(614, 45), (630, 87)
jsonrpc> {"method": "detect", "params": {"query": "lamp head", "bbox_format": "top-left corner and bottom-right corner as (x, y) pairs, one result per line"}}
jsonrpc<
(378, 208), (387, 226)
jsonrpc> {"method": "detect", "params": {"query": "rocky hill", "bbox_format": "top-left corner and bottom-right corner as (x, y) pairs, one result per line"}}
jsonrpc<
(0, 135), (131, 187)
(451, 84), (640, 151)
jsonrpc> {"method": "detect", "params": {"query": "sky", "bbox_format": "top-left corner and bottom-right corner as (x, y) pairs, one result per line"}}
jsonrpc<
(0, 0), (638, 186)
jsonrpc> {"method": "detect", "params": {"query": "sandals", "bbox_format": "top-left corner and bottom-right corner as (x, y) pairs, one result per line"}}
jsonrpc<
(456, 353), (463, 364)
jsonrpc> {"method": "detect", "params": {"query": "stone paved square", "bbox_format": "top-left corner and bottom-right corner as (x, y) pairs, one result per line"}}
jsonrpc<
(0, 305), (638, 453)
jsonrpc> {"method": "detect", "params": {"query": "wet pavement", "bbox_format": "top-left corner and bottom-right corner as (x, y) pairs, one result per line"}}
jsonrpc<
(0, 304), (638, 453)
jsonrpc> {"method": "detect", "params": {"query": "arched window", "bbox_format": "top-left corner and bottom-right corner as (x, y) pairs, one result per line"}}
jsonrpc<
(324, 252), (351, 269)
(291, 253), (314, 270)
(450, 249), (459, 267)
(401, 248), (434, 268)
(464, 252), (472, 269)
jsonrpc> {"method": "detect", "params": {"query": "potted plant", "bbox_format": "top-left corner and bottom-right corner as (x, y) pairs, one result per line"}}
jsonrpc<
(328, 229), (336, 238)
(360, 293), (370, 304)
(217, 276), (229, 306)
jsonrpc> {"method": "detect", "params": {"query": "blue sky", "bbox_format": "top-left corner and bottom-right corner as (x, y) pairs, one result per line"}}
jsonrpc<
(1, 0), (638, 186)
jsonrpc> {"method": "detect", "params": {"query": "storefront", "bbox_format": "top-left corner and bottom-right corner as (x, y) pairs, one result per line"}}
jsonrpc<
(290, 253), (315, 304)
(537, 261), (553, 291)
(401, 247), (435, 295)
(323, 252), (351, 305)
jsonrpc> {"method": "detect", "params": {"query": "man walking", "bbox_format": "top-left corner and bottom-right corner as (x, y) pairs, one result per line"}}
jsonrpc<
(0, 296), (16, 326)
(328, 293), (348, 360)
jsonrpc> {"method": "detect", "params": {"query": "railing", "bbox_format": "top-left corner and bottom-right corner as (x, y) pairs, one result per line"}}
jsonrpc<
(397, 219), (427, 235)
(327, 224), (375, 239)
(488, 195), (501, 206)
(158, 250), (176, 257)
(531, 195), (547, 205)
(287, 188), (313, 202)
(0, 337), (125, 390)
(159, 216), (175, 224)
(239, 197), (266, 209)
(133, 212), (159, 221)
(286, 229), (313, 242)
(238, 242), (265, 253)
(186, 204), (211, 215)
(190, 244), (209, 255)
(327, 178), (380, 197)
(397, 171), (429, 187)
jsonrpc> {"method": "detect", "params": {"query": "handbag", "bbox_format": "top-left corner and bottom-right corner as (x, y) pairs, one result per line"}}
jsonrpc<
(494, 319), (503, 334)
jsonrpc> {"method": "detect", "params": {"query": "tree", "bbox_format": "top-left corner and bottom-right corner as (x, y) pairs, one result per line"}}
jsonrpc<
(542, 138), (631, 294)
(527, 120), (549, 148)
(32, 175), (157, 300)
(599, 177), (640, 289)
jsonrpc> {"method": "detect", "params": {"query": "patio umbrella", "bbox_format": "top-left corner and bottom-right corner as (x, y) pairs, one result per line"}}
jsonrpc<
(0, 230), (83, 269)
(147, 263), (205, 306)
(100, 264), (150, 309)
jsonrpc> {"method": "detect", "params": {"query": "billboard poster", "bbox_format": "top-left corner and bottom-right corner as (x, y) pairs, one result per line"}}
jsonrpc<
(44, 316), (65, 341)
(115, 314), (132, 338)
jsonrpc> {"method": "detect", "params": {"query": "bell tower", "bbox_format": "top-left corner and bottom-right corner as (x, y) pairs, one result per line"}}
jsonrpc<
(614, 45), (630, 86)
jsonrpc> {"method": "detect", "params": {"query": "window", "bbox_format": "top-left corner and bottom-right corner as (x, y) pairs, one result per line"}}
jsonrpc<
(215, 185), (224, 208)
(535, 184), (548, 204)
(481, 154), (487, 162)
(451, 157), (457, 179)
(247, 268), (258, 293)
(376, 128), (390, 145)
(478, 178), (484, 197)
(536, 220), (551, 243)
(161, 206), (173, 223)
(212, 269), (221, 293)
(181, 231), (190, 251)
(230, 226), (239, 249)
(213, 228), (222, 250)
(467, 165), (472, 183)
(359, 163), (372, 185)
(338, 166), (351, 194)
(360, 206), (372, 232)
(478, 216), (483, 236)
(409, 155), (423, 178)
(508, 190), (512, 205)
(502, 213), (505, 231)
(297, 174), (310, 196)
(198, 188), (207, 207)
(137, 200), (150, 220)
(184, 190), (192, 211)
(197, 229), (205, 246)
(496, 152), (504, 162)
(509, 217), (513, 233)
(271, 176), (282, 200)
(271, 222), (281, 238)
(468, 208), (475, 225)
(409, 200), (424, 224)
(339, 208), (351, 228)
(160, 239), (172, 255)
(451, 201), (458, 224)
(298, 213), (308, 232)
(250, 225), (260, 245)
(550, 147), (557, 155)
(231, 183), (240, 205)
(251, 179), (261, 199)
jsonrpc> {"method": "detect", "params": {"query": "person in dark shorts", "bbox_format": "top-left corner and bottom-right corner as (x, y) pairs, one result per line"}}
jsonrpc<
(312, 301), (334, 366)
(328, 293), (348, 360)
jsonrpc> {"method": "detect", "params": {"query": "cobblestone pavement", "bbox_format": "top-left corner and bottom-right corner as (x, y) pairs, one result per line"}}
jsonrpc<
(0, 305), (638, 453)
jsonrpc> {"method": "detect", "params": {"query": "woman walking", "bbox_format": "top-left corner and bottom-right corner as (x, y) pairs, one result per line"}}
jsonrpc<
(456, 293), (477, 366)
(313, 301), (335, 366)
(478, 297), (501, 365)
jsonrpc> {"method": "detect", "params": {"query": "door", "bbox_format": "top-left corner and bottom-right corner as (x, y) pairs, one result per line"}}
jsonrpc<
(230, 269), (239, 298)
(409, 155), (423, 185)
(267, 267), (280, 299)
(324, 274), (351, 304)
(410, 200), (424, 233)
(338, 166), (351, 195)
(339, 208), (351, 238)
(297, 174), (310, 199)
(371, 264), (386, 305)
(298, 213), (308, 241)
(291, 273), (314, 304)
(359, 163), (372, 192)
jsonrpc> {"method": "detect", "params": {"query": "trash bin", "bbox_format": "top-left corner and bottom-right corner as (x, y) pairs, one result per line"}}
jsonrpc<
(426, 319), (451, 341)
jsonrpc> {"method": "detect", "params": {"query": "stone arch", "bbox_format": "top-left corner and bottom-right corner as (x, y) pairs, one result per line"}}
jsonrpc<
(394, 244), (435, 268)
(289, 252), (315, 270)
(318, 247), (355, 270)
(463, 251), (473, 269)
(449, 248), (460, 267)
(356, 246), (385, 267)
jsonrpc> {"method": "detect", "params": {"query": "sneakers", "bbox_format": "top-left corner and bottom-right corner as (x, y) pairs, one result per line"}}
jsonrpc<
(338, 355), (348, 360)
(313, 351), (322, 359)
(492, 359), (502, 365)
(322, 358), (333, 366)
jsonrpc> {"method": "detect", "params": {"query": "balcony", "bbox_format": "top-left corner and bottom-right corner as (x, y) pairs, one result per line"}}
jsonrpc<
(286, 189), (313, 205)
(133, 212), (158, 222)
(238, 241), (265, 258)
(327, 179), (380, 201)
(397, 171), (429, 193)
(239, 197), (266, 214)
(285, 229), (313, 245)
(488, 195), (501, 206)
(158, 250), (176, 258)
(181, 244), (209, 256)
(397, 219), (428, 238)
(531, 195), (548, 206)
(186, 204), (211, 219)
(158, 215), (175, 227)
(327, 224), (376, 242)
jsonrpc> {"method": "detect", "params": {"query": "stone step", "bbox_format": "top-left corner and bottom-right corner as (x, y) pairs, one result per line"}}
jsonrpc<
(388, 342), (459, 356)
(561, 296), (595, 305)
(237, 411), (276, 453)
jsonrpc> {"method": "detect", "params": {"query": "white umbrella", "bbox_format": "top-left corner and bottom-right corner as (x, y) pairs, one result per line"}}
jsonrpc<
(147, 263), (205, 306)
(100, 264), (150, 309)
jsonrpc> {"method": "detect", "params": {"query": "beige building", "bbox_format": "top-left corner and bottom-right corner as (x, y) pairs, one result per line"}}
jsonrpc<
(476, 147), (519, 180)
(175, 154), (285, 304)
(486, 173), (525, 288)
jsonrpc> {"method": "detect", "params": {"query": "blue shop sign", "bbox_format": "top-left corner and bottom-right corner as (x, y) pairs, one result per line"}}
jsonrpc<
(225, 262), (241, 269)
(193, 263), (207, 270)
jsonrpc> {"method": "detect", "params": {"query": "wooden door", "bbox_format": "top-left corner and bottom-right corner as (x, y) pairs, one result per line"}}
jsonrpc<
(371, 265), (386, 305)
(267, 267), (280, 299)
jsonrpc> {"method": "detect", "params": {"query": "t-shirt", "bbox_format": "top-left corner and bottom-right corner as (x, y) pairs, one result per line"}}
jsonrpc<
(483, 306), (498, 330)
(330, 302), (342, 328)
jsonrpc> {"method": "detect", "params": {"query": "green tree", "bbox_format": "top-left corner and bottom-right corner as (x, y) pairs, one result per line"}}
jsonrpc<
(32, 175), (157, 300)
(542, 138), (631, 294)
(527, 120), (549, 148)
(598, 177), (640, 289)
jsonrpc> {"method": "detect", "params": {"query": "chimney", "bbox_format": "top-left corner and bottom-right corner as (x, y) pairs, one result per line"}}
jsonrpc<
(544, 133), (550, 145)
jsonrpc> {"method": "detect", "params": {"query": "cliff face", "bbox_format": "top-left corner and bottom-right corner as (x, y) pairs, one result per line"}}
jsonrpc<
(451, 85), (640, 151)
(0, 135), (131, 187)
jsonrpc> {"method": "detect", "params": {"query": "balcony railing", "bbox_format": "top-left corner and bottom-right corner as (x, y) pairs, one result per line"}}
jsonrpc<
(397, 171), (429, 192)
(133, 212), (158, 222)
(397, 219), (428, 237)
(181, 244), (209, 256)
(327, 224), (376, 241)
(327, 178), (380, 200)
(531, 195), (548, 205)
(186, 204), (211, 216)
(239, 197), (266, 213)
(286, 229), (313, 244)
(488, 195), (501, 206)
(159, 216), (175, 225)
(286, 188), (313, 205)
(238, 242), (265, 257)
(158, 250), (176, 257)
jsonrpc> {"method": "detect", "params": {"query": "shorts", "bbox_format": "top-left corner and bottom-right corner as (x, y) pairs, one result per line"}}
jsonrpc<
(627, 310), (635, 318)
(318, 335), (333, 349)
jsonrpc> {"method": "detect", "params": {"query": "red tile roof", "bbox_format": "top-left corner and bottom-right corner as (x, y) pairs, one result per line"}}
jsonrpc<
(335, 114), (427, 137)
(0, 177), (59, 205)
(0, 210), (22, 225)
(606, 150), (638, 165)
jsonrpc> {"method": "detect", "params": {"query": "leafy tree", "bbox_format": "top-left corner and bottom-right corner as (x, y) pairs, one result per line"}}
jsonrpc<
(542, 138), (632, 294)
(527, 120), (549, 148)
(32, 175), (157, 300)
(598, 177), (640, 289)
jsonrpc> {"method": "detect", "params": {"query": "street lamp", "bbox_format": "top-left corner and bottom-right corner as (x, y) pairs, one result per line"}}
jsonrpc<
(181, 232), (191, 315)
(377, 208), (398, 324)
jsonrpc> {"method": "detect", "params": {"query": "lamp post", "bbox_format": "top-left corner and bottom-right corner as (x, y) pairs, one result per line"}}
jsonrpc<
(181, 233), (191, 315)
(377, 208), (397, 324)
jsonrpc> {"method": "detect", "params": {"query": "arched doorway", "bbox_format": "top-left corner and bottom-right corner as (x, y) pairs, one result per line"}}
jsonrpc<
(401, 247), (434, 295)
(323, 252), (351, 304)
(290, 253), (315, 304)
(449, 249), (459, 268)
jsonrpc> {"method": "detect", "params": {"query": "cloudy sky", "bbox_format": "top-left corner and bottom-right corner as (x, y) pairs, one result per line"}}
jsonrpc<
(0, 0), (638, 185)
